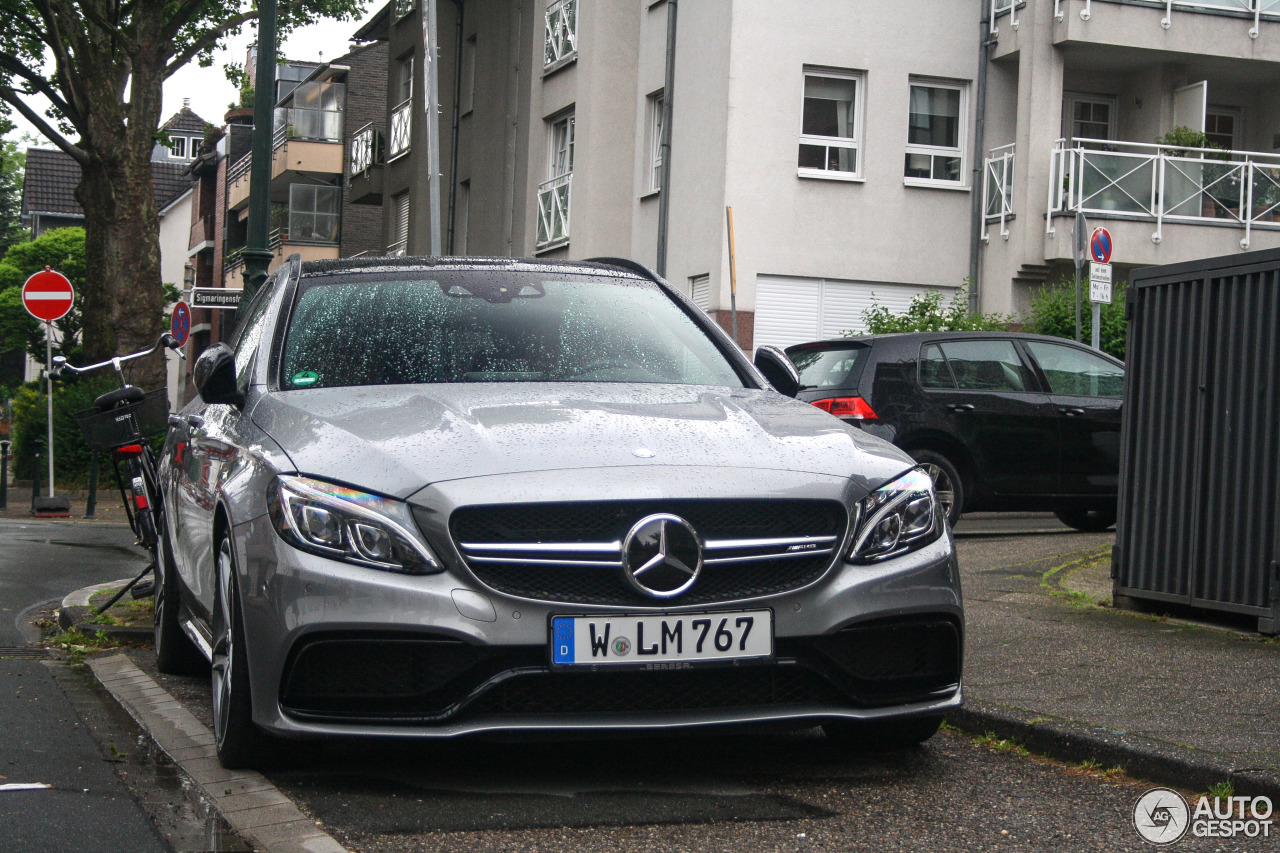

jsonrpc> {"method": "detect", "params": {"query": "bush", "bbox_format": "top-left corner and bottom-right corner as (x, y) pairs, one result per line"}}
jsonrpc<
(9, 376), (117, 486)
(1025, 276), (1127, 361)
(858, 285), (1013, 335)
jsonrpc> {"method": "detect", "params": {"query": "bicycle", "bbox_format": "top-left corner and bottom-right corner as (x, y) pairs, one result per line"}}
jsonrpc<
(53, 333), (183, 614)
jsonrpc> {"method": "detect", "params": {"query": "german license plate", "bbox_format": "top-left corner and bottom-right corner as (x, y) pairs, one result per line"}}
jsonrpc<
(550, 610), (772, 668)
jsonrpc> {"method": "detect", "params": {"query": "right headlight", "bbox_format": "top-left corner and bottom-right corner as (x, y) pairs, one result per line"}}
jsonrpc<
(848, 467), (942, 563)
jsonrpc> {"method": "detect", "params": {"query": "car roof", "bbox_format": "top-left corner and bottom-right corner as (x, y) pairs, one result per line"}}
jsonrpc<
(298, 255), (656, 281)
(786, 330), (1093, 349)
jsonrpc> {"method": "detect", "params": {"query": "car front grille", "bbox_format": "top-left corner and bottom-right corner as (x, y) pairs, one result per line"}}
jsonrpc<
(447, 499), (848, 607)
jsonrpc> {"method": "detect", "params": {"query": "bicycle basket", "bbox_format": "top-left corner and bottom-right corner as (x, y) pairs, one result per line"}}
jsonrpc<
(73, 389), (171, 450)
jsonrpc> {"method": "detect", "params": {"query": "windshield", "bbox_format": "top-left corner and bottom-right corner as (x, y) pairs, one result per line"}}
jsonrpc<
(786, 343), (869, 391)
(279, 271), (746, 389)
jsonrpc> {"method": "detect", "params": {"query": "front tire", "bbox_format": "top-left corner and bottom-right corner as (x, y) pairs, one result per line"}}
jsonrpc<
(1054, 506), (1117, 532)
(910, 450), (964, 528)
(153, 508), (203, 675)
(211, 535), (269, 769)
(823, 715), (944, 752)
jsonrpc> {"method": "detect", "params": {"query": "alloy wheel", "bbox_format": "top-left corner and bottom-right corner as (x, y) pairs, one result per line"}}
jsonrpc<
(922, 463), (955, 519)
(211, 538), (235, 748)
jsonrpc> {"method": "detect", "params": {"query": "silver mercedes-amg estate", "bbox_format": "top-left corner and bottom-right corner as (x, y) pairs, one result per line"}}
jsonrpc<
(156, 255), (963, 768)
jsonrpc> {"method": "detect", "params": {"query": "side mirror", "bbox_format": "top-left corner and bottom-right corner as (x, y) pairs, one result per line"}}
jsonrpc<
(193, 343), (244, 408)
(754, 346), (800, 398)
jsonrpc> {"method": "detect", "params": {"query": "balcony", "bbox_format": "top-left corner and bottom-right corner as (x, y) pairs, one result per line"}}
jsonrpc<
(188, 214), (214, 253)
(227, 101), (345, 211)
(982, 144), (1016, 243)
(1050, 0), (1280, 62)
(536, 173), (572, 250)
(349, 123), (385, 205)
(387, 100), (412, 161)
(1046, 138), (1280, 263)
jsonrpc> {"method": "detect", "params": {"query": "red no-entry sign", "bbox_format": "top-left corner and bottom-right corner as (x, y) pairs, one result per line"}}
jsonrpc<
(21, 267), (74, 323)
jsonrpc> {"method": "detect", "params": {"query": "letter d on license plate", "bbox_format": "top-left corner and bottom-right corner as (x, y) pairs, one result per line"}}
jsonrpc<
(551, 610), (772, 668)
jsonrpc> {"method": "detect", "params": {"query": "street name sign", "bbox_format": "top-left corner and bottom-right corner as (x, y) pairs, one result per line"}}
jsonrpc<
(192, 287), (243, 309)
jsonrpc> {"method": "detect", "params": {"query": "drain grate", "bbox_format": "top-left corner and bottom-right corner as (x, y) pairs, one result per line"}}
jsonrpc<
(0, 647), (51, 659)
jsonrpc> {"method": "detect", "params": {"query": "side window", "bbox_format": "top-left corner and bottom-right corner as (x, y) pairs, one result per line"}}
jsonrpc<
(937, 340), (1026, 392)
(1024, 341), (1124, 398)
(919, 343), (954, 389)
(230, 278), (278, 387)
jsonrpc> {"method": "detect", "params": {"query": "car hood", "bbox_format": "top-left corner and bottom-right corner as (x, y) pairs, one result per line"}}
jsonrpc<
(249, 383), (916, 500)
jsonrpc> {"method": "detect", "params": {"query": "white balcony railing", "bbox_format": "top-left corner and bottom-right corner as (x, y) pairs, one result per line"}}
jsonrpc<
(1048, 138), (1280, 249)
(536, 173), (572, 249)
(1054, 0), (1280, 37)
(388, 100), (412, 161)
(350, 123), (383, 176)
(990, 0), (1020, 36)
(544, 0), (578, 71)
(982, 144), (1015, 243)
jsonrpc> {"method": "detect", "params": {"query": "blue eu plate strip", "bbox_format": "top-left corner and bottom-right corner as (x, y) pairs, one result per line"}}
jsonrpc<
(552, 617), (575, 664)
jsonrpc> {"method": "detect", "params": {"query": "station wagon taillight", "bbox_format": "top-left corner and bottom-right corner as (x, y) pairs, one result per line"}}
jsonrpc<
(810, 397), (878, 421)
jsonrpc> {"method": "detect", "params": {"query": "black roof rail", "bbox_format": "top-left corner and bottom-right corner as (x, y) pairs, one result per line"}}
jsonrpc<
(584, 256), (664, 283)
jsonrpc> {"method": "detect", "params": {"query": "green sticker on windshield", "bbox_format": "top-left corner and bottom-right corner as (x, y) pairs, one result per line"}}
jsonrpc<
(291, 370), (319, 387)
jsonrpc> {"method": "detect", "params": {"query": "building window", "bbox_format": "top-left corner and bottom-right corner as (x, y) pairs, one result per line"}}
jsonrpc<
(1205, 108), (1241, 152)
(689, 275), (710, 312)
(537, 112), (574, 249)
(288, 185), (341, 244)
(461, 36), (477, 115)
(390, 191), (409, 255)
(798, 70), (864, 179)
(396, 54), (414, 106)
(544, 0), (578, 72)
(169, 136), (188, 159)
(1063, 94), (1115, 145)
(905, 79), (966, 185)
(647, 91), (665, 194)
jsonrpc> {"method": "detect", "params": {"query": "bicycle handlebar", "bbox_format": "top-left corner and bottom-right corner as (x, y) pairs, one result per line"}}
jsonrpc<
(51, 332), (184, 380)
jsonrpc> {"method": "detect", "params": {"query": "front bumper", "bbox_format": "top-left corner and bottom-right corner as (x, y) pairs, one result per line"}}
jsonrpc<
(232, 470), (963, 739)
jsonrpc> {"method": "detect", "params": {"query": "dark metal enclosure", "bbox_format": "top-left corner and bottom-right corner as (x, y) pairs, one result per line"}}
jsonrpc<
(1114, 247), (1280, 635)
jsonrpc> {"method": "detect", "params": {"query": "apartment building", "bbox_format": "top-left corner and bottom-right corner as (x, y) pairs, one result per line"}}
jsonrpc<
(351, 0), (1280, 349)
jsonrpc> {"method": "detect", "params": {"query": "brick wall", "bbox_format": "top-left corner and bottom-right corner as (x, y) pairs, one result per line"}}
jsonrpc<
(340, 41), (388, 257)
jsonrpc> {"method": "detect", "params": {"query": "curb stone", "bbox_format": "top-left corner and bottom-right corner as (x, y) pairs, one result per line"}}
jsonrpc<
(88, 653), (349, 853)
(57, 578), (154, 640)
(947, 699), (1280, 802)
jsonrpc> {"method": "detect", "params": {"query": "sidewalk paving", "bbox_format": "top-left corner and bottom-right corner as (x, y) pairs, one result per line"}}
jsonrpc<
(953, 532), (1280, 800)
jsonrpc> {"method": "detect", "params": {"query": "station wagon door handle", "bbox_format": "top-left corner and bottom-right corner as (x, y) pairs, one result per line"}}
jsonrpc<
(947, 403), (975, 412)
(1058, 407), (1086, 416)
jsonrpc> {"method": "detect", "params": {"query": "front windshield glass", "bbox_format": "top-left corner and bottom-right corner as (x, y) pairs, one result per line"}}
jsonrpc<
(279, 271), (745, 389)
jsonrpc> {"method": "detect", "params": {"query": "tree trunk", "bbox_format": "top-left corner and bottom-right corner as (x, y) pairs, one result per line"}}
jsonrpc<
(72, 9), (168, 391)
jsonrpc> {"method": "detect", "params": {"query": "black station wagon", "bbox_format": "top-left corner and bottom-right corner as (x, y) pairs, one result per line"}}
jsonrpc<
(785, 332), (1125, 531)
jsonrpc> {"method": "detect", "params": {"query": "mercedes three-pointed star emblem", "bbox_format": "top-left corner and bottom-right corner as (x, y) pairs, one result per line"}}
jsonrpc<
(621, 513), (703, 599)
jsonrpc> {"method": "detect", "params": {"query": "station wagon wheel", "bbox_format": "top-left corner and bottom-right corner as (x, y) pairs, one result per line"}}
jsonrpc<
(211, 535), (267, 768)
(910, 450), (964, 529)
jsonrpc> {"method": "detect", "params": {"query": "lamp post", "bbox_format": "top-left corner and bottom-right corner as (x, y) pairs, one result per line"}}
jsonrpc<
(239, 0), (279, 321)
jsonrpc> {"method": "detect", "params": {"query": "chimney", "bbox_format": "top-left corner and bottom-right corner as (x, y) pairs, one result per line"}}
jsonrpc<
(183, 97), (191, 109)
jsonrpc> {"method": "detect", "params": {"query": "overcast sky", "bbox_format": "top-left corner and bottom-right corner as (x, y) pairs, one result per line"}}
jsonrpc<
(6, 5), (380, 147)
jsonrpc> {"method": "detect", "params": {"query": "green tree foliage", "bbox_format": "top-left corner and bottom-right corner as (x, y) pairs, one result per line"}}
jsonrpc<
(1024, 276), (1128, 361)
(0, 120), (25, 256)
(0, 0), (363, 384)
(0, 226), (86, 362)
(8, 375), (116, 485)
(858, 286), (1013, 335)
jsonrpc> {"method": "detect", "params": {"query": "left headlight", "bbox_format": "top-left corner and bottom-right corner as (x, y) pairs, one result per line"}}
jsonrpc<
(267, 475), (443, 574)
(847, 467), (942, 563)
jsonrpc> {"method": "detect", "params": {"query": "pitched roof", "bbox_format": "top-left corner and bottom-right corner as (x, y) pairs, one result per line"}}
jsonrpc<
(21, 149), (82, 217)
(21, 148), (193, 221)
(160, 106), (211, 135)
